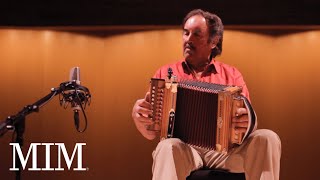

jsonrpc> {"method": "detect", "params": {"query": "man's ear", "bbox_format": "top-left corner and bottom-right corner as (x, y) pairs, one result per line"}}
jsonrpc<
(210, 36), (219, 49)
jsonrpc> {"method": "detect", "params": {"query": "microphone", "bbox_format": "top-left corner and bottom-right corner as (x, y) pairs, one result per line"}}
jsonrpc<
(70, 67), (81, 130)
(69, 67), (82, 113)
(70, 67), (81, 86)
(60, 67), (91, 132)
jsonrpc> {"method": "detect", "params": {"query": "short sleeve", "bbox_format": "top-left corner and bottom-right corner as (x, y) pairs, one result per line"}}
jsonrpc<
(234, 70), (251, 102)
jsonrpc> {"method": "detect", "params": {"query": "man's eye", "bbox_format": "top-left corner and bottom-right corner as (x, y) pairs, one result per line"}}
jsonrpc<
(192, 33), (199, 38)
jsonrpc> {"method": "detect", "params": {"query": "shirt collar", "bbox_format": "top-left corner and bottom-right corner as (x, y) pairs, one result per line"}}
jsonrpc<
(182, 59), (218, 76)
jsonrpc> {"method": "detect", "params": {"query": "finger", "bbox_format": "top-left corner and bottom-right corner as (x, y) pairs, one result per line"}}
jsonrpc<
(232, 115), (249, 123)
(233, 121), (249, 128)
(135, 98), (152, 110)
(145, 92), (151, 102)
(132, 99), (153, 120)
(234, 127), (247, 134)
(135, 105), (153, 116)
(140, 100), (152, 110)
(235, 107), (248, 116)
(133, 114), (154, 125)
(146, 129), (159, 136)
(138, 116), (155, 125)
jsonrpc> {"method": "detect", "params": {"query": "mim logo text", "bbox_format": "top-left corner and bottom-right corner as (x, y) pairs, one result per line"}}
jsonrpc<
(10, 143), (86, 171)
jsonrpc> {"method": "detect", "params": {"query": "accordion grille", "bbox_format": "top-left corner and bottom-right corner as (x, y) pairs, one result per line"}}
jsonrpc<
(173, 85), (219, 149)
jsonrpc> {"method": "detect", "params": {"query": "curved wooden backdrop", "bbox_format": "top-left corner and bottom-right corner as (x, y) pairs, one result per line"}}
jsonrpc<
(0, 27), (319, 180)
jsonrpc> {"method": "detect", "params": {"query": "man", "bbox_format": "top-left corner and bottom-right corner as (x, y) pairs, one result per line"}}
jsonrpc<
(132, 9), (281, 180)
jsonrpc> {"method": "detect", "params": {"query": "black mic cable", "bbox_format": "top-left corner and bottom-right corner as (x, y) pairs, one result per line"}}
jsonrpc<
(73, 85), (90, 132)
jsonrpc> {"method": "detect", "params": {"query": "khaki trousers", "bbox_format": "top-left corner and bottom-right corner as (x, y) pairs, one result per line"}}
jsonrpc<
(152, 129), (281, 180)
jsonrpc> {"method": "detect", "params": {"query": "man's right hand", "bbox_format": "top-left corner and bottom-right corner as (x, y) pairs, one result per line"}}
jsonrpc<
(132, 92), (157, 140)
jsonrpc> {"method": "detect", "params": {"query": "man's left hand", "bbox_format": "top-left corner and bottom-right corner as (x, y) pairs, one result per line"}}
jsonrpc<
(232, 107), (249, 134)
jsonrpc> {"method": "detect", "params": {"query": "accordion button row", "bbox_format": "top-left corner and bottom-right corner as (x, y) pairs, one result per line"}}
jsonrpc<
(151, 85), (166, 121)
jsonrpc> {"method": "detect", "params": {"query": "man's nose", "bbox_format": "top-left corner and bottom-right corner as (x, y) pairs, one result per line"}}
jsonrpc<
(185, 34), (194, 43)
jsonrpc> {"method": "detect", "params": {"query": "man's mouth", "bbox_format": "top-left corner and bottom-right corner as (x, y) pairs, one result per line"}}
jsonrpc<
(184, 44), (195, 51)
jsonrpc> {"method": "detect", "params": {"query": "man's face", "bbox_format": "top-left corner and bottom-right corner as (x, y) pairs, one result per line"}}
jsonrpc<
(182, 15), (215, 65)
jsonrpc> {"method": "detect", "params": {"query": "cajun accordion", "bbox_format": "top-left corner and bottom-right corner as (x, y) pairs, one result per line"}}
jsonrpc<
(148, 76), (256, 153)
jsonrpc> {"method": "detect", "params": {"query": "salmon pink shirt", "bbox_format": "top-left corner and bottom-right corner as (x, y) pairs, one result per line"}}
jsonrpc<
(153, 59), (250, 100)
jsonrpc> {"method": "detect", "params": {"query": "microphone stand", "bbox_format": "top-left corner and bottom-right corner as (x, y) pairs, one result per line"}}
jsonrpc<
(0, 86), (62, 180)
(0, 80), (90, 180)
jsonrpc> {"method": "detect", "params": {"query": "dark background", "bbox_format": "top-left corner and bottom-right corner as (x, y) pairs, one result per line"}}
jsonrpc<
(1, 0), (320, 26)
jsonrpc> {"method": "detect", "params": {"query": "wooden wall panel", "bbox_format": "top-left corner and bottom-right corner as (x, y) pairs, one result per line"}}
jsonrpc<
(0, 27), (319, 180)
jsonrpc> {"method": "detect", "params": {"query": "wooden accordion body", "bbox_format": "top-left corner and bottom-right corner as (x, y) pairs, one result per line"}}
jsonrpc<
(149, 77), (256, 153)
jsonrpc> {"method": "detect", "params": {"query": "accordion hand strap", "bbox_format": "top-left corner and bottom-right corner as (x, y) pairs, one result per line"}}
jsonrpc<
(240, 95), (257, 143)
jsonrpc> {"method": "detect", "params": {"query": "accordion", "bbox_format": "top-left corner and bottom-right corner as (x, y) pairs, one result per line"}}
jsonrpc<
(148, 76), (256, 153)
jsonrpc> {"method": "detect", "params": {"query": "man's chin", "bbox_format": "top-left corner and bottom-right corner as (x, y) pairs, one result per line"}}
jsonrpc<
(183, 53), (193, 60)
(184, 57), (195, 64)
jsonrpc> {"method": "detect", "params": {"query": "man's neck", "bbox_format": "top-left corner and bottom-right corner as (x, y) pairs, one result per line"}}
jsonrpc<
(186, 59), (210, 73)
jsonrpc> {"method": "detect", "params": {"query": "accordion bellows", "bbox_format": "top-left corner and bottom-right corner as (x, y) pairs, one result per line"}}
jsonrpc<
(149, 78), (256, 153)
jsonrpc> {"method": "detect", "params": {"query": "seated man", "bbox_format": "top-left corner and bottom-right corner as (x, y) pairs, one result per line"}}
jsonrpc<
(132, 9), (281, 180)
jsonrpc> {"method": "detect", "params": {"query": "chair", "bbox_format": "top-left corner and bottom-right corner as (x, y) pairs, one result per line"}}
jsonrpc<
(187, 169), (246, 180)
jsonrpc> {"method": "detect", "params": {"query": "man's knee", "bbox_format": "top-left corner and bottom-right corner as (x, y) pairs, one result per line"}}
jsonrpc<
(154, 138), (185, 155)
(158, 138), (184, 147)
(250, 129), (281, 149)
